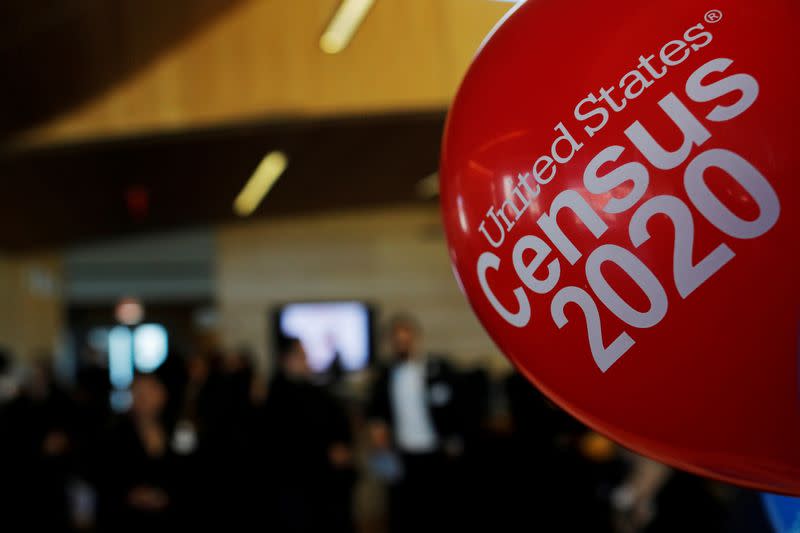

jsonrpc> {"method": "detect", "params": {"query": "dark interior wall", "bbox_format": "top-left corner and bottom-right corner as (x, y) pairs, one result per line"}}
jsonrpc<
(0, 111), (445, 252)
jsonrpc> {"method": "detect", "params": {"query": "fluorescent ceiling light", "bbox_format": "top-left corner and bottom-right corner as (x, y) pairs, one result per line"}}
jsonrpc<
(416, 172), (440, 199)
(320, 0), (376, 54)
(233, 151), (288, 217)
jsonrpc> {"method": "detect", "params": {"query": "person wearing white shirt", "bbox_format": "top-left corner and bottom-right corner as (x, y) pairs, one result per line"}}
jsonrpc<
(366, 314), (463, 533)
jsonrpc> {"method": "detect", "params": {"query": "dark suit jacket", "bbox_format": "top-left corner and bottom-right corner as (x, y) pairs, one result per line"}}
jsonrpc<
(366, 354), (466, 449)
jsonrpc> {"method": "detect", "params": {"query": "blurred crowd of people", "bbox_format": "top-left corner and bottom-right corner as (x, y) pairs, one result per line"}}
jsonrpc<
(0, 314), (772, 533)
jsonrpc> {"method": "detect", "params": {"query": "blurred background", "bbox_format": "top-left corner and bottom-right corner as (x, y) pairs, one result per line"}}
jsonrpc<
(0, 1), (784, 532)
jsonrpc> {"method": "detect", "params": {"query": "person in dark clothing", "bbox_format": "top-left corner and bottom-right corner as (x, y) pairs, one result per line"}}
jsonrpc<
(192, 348), (255, 451)
(366, 313), (466, 533)
(190, 346), (258, 529)
(0, 347), (12, 399)
(152, 348), (189, 429)
(93, 373), (181, 533)
(505, 371), (624, 532)
(0, 359), (74, 532)
(74, 346), (112, 436)
(253, 337), (356, 533)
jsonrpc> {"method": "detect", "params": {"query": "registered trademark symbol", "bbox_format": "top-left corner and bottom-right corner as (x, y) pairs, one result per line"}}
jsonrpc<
(704, 9), (723, 23)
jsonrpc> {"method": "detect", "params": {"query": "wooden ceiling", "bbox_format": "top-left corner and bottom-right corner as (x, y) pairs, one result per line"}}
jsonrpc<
(0, 0), (509, 251)
(0, 0), (246, 143)
(4, 0), (508, 148)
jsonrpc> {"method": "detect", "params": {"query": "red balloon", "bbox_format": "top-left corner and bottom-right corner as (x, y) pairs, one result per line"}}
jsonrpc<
(440, 0), (800, 494)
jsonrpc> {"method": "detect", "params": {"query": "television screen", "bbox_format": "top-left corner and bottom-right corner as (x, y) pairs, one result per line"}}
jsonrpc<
(274, 301), (373, 373)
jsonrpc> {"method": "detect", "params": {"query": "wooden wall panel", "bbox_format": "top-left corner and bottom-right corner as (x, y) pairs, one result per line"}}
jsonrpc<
(0, 253), (63, 360)
(13, 0), (509, 147)
(215, 205), (509, 374)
